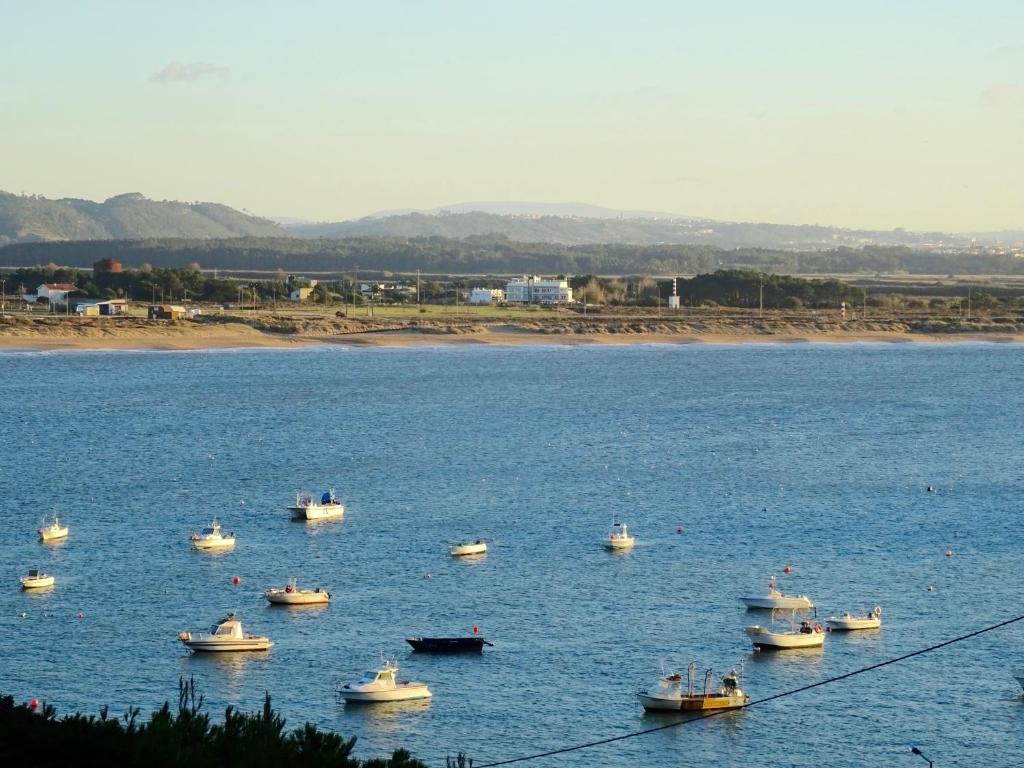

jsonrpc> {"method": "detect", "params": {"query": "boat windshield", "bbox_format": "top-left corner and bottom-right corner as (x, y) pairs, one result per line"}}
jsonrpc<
(200, 527), (215, 536)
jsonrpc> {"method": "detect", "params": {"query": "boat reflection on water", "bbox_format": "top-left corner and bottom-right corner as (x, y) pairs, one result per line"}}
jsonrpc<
(182, 648), (271, 680)
(747, 644), (825, 668)
(337, 698), (432, 736)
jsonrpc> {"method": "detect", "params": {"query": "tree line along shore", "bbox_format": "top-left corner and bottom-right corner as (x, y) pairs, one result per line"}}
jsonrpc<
(0, 679), (432, 768)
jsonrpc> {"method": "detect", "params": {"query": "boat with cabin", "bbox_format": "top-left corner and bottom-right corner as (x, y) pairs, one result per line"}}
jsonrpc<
(178, 613), (272, 652)
(289, 489), (345, 521)
(827, 606), (882, 631)
(265, 577), (331, 606)
(190, 520), (236, 550)
(450, 540), (487, 557)
(638, 663), (748, 712)
(745, 609), (826, 650)
(20, 569), (55, 589)
(604, 520), (635, 550)
(38, 516), (68, 542)
(335, 659), (432, 703)
(739, 576), (814, 611)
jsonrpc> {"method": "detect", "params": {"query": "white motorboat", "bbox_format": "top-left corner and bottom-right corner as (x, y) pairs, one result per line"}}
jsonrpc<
(336, 659), (432, 703)
(20, 569), (55, 589)
(289, 489), (345, 521)
(450, 540), (487, 557)
(178, 613), (272, 652)
(38, 516), (68, 542)
(638, 663), (748, 712)
(827, 606), (882, 631)
(190, 520), (236, 550)
(265, 577), (331, 606)
(739, 576), (814, 611)
(604, 520), (635, 550)
(745, 610), (826, 650)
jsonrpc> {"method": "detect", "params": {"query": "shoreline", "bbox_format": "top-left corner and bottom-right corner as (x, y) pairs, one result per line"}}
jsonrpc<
(1, 326), (1022, 352)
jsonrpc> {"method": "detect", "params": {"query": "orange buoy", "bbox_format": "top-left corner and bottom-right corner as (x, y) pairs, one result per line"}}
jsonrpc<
(30, 699), (39, 711)
(232, 575), (241, 585)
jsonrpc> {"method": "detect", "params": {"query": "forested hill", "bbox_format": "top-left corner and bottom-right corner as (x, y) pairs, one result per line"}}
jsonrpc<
(0, 192), (285, 244)
(3, 236), (1023, 276)
(286, 210), (977, 250)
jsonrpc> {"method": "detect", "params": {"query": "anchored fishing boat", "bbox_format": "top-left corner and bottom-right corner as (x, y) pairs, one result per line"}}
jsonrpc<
(827, 606), (882, 631)
(20, 569), (55, 590)
(38, 516), (68, 542)
(178, 613), (272, 652)
(604, 520), (635, 550)
(450, 540), (487, 557)
(638, 663), (748, 712)
(289, 489), (345, 521)
(739, 576), (814, 611)
(405, 635), (493, 653)
(336, 659), (432, 703)
(264, 577), (331, 606)
(745, 609), (826, 650)
(190, 520), (236, 550)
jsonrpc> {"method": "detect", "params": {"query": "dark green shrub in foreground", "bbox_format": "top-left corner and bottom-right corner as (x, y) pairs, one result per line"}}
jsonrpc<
(0, 679), (425, 768)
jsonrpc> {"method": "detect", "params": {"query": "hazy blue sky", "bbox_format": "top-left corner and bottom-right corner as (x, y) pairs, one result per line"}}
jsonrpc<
(2, 1), (1022, 230)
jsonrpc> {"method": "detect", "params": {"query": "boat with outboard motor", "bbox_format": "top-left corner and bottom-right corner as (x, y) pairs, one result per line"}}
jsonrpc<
(745, 609), (826, 650)
(638, 663), (748, 712)
(289, 489), (345, 521)
(604, 520), (635, 550)
(178, 613), (272, 652)
(38, 516), (68, 542)
(335, 659), (432, 703)
(20, 569), (55, 589)
(450, 540), (487, 557)
(264, 577), (331, 605)
(827, 606), (882, 631)
(739, 576), (814, 611)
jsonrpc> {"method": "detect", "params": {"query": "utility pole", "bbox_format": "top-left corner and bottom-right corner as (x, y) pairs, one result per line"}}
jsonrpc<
(1, 278), (6, 318)
(417, 269), (421, 308)
(967, 287), (971, 320)
(759, 276), (764, 317)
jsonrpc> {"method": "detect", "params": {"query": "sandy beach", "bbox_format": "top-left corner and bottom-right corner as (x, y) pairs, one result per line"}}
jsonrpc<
(1, 315), (1022, 351)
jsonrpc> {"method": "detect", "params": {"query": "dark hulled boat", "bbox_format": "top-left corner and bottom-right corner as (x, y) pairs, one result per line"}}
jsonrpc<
(405, 636), (493, 653)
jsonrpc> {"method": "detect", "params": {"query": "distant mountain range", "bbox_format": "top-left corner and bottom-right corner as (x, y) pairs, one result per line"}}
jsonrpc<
(0, 191), (284, 246)
(2, 191), (1021, 252)
(284, 209), (986, 250)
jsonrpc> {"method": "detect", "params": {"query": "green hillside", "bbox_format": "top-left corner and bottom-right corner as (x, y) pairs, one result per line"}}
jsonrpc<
(0, 191), (285, 245)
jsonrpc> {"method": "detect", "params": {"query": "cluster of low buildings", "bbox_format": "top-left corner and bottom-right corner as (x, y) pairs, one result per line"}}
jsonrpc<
(468, 276), (573, 305)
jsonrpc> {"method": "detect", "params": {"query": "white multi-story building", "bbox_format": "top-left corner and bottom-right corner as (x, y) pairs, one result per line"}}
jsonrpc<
(468, 287), (505, 304)
(505, 276), (573, 304)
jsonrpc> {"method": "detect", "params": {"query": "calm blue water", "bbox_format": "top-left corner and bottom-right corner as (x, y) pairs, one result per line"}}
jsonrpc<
(1, 342), (1023, 767)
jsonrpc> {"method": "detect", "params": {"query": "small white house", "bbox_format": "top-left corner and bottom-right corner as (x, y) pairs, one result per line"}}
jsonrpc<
(468, 287), (505, 304)
(505, 276), (573, 304)
(25, 282), (76, 305)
